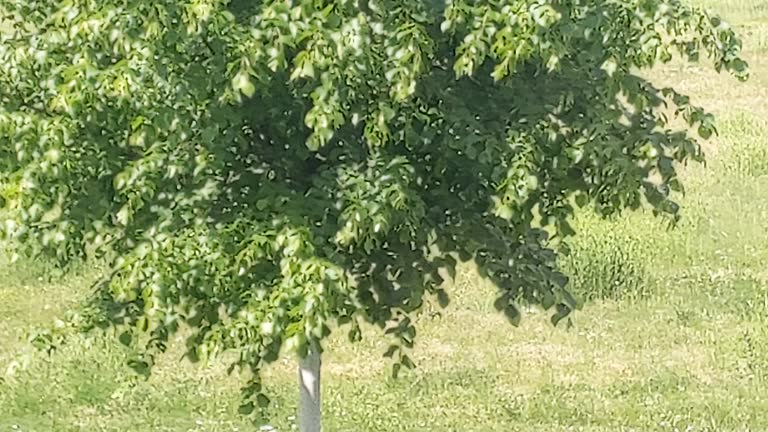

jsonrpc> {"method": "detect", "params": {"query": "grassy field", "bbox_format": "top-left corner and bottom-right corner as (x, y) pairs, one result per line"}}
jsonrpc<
(2, 1), (768, 430)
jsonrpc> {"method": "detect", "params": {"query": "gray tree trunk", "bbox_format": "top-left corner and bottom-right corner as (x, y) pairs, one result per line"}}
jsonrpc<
(298, 342), (321, 432)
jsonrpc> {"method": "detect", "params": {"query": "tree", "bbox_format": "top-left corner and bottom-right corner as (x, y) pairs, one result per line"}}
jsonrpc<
(0, 0), (747, 429)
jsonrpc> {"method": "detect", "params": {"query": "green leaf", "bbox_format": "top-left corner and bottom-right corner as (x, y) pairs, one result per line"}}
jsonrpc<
(241, 81), (256, 98)
(551, 303), (572, 326)
(232, 71), (255, 97)
(400, 354), (415, 370)
(437, 289), (450, 308)
(601, 58), (618, 77)
(503, 304), (521, 327)
(238, 402), (255, 415)
(256, 393), (270, 408)
(118, 331), (132, 346)
(391, 363), (401, 379)
(698, 125), (713, 139)
(383, 344), (399, 358)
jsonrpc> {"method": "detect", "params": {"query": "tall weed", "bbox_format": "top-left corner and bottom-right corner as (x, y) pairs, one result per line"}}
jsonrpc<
(716, 114), (768, 177)
(561, 218), (652, 302)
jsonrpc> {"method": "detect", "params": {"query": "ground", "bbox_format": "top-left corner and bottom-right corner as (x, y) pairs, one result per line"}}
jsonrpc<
(1, 0), (768, 430)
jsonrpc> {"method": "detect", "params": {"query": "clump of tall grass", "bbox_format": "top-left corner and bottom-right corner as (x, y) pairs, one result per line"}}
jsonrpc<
(715, 114), (768, 178)
(561, 217), (653, 302)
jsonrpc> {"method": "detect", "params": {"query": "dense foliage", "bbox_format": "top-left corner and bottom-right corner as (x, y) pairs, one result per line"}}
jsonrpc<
(0, 0), (746, 411)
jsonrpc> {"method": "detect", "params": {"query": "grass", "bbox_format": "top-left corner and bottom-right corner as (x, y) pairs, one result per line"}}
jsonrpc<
(2, 0), (768, 430)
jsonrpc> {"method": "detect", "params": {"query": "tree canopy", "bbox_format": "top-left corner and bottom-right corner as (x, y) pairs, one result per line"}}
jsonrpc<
(0, 0), (747, 414)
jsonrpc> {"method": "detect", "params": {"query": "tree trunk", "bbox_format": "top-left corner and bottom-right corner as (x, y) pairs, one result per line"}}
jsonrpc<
(298, 341), (321, 432)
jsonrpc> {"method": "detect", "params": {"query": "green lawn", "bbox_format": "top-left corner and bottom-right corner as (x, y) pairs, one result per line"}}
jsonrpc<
(2, 0), (768, 430)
